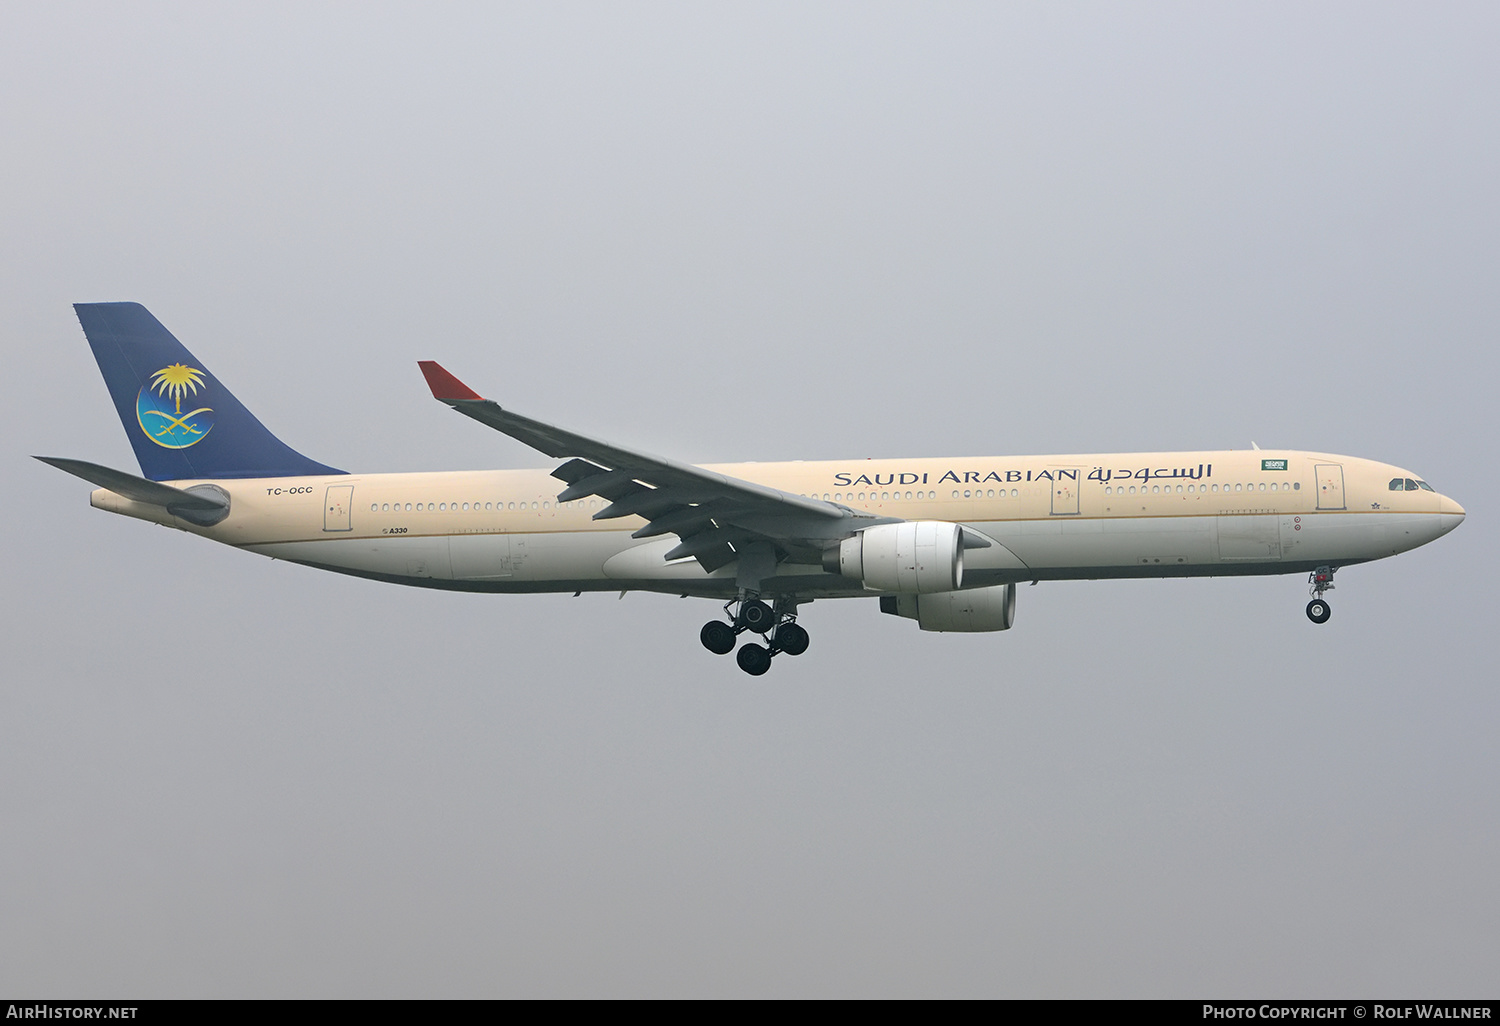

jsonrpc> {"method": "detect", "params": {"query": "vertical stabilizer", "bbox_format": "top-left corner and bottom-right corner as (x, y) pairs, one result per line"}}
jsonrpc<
(75, 302), (344, 481)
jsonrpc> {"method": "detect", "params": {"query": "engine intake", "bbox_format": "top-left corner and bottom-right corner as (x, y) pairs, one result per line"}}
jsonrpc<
(826, 521), (963, 593)
(879, 583), (1018, 632)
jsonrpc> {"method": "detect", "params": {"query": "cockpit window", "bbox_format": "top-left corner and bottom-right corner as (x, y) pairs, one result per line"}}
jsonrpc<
(1389, 478), (1405, 491)
(1405, 478), (1419, 491)
(1416, 480), (1434, 492)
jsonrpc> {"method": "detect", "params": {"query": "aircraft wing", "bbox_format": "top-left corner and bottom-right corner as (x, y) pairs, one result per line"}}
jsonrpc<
(418, 362), (890, 572)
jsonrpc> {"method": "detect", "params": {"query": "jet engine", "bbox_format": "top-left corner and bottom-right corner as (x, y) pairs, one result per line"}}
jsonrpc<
(825, 521), (963, 593)
(879, 583), (1018, 632)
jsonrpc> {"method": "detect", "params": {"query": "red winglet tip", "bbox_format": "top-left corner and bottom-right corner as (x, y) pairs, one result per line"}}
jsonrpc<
(418, 361), (484, 401)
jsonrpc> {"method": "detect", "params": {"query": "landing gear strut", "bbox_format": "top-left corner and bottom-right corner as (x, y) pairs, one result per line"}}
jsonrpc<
(699, 594), (809, 674)
(1306, 565), (1336, 624)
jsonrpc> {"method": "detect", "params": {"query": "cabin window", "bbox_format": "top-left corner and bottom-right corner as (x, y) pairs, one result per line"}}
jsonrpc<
(952, 491), (960, 499)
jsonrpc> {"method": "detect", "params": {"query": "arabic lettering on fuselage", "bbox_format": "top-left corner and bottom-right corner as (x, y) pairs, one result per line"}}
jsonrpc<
(1087, 464), (1212, 484)
(830, 465), (1211, 488)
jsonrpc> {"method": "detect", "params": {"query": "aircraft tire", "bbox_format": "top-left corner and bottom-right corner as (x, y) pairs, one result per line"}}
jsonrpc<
(776, 623), (809, 656)
(736, 643), (773, 676)
(1306, 599), (1331, 624)
(700, 620), (736, 655)
(738, 600), (775, 634)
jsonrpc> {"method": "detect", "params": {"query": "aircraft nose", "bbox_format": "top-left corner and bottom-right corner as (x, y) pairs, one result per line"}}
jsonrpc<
(1438, 494), (1465, 531)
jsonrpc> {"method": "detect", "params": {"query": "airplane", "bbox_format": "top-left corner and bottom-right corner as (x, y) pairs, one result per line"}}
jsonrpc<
(40, 302), (1465, 675)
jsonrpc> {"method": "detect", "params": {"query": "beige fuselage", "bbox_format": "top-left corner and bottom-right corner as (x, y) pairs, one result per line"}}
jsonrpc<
(90, 448), (1464, 599)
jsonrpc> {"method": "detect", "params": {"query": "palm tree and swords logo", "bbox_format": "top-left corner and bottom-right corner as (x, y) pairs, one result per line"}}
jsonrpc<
(135, 363), (215, 448)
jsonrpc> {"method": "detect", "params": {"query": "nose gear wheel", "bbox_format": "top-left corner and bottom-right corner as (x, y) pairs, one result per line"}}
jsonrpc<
(1306, 566), (1337, 624)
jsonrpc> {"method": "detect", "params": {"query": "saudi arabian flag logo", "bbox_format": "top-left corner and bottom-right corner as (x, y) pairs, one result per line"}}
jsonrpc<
(137, 363), (215, 449)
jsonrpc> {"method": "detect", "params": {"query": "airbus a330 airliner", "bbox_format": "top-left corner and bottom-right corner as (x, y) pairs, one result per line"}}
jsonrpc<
(41, 303), (1465, 675)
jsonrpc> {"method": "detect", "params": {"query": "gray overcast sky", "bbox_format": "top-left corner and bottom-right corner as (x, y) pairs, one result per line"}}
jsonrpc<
(2, 2), (1496, 998)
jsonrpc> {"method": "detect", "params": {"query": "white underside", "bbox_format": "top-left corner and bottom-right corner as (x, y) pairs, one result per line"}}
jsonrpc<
(241, 511), (1455, 596)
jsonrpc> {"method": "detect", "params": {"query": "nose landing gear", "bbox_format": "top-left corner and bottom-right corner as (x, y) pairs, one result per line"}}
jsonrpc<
(699, 594), (809, 674)
(1306, 566), (1336, 624)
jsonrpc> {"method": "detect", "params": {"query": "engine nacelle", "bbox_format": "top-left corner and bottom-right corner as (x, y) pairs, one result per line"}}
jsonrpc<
(879, 583), (1018, 632)
(827, 521), (963, 593)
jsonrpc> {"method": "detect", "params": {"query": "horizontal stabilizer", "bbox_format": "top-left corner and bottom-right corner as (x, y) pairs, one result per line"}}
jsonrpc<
(36, 456), (230, 516)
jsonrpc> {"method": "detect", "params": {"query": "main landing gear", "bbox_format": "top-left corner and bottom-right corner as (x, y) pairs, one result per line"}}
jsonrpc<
(699, 594), (809, 675)
(1306, 565), (1336, 624)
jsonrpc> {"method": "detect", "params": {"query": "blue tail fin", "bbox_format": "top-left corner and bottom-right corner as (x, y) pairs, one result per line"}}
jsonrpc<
(76, 302), (345, 481)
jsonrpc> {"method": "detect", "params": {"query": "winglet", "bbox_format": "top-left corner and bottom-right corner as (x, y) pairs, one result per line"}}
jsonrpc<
(418, 361), (484, 402)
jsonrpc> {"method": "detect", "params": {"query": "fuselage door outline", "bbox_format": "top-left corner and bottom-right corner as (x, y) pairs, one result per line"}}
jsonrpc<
(1050, 470), (1081, 515)
(324, 484), (354, 531)
(1315, 464), (1346, 511)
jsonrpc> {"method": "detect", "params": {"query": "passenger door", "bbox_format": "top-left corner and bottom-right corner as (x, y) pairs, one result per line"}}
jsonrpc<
(1315, 464), (1346, 511)
(323, 485), (353, 531)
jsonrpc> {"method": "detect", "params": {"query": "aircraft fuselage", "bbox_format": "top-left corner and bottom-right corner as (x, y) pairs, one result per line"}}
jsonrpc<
(89, 447), (1464, 599)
